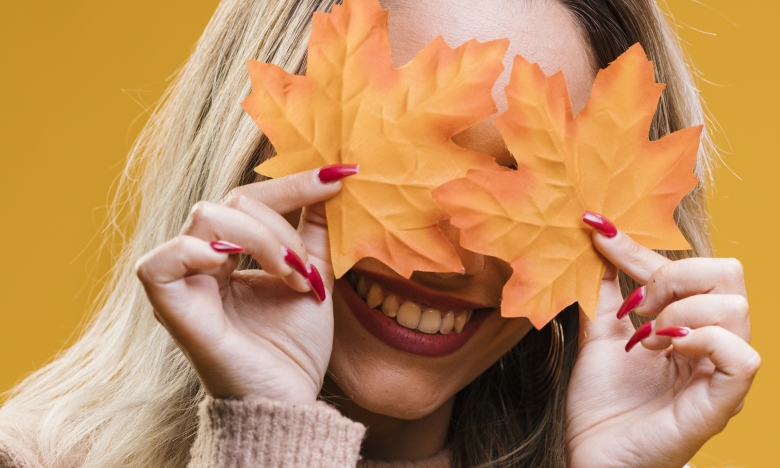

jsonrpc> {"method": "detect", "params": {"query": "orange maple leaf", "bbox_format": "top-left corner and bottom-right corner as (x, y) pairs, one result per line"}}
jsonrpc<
(242, 0), (507, 279)
(433, 44), (701, 329)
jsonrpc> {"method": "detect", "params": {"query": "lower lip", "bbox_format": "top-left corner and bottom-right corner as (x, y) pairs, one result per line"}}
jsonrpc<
(335, 279), (490, 357)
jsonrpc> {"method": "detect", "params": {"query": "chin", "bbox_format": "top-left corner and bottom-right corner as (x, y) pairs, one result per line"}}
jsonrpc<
(327, 356), (456, 420)
(325, 269), (533, 420)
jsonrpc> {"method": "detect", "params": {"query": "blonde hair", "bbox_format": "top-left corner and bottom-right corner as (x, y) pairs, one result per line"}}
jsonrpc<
(0, 0), (714, 466)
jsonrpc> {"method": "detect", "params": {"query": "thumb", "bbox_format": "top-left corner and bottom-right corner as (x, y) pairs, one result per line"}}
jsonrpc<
(298, 164), (359, 267)
(579, 263), (634, 346)
(579, 211), (670, 345)
(298, 201), (332, 265)
(583, 211), (670, 285)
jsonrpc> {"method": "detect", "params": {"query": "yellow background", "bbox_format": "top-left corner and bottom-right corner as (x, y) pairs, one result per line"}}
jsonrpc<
(0, 1), (775, 466)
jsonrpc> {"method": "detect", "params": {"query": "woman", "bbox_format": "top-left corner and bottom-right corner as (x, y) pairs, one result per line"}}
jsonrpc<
(0, 0), (758, 466)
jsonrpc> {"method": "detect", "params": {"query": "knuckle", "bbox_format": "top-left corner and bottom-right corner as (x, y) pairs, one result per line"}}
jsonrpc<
(276, 179), (300, 202)
(235, 194), (254, 212)
(744, 350), (762, 376)
(168, 235), (186, 251)
(221, 189), (242, 208)
(134, 243), (172, 283)
(732, 400), (745, 417)
(622, 237), (646, 265)
(222, 191), (252, 212)
(134, 256), (151, 282)
(657, 260), (681, 281)
(648, 263), (677, 300)
(648, 259), (676, 288)
(721, 258), (745, 281)
(728, 295), (750, 317)
(189, 201), (215, 223)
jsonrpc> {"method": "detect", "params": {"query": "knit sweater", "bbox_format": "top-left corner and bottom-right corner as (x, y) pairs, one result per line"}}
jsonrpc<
(0, 397), (452, 468)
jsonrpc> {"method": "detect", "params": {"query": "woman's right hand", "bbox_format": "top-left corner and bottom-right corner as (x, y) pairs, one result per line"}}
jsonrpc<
(135, 166), (357, 404)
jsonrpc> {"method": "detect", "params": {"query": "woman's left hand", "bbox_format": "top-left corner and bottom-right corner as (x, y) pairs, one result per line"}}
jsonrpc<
(565, 213), (760, 468)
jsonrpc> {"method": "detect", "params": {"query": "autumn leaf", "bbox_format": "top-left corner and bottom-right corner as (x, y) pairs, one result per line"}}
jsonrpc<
(433, 44), (701, 328)
(242, 0), (507, 278)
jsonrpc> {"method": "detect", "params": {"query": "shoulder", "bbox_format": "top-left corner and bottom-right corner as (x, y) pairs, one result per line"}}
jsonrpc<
(0, 449), (34, 468)
(0, 414), (42, 468)
(0, 435), (39, 468)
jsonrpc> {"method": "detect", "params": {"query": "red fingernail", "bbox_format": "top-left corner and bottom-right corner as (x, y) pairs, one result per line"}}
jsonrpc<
(308, 264), (326, 302)
(317, 164), (359, 184)
(625, 321), (654, 352)
(582, 211), (618, 238)
(617, 286), (645, 320)
(655, 326), (691, 338)
(210, 240), (244, 253)
(282, 247), (308, 277)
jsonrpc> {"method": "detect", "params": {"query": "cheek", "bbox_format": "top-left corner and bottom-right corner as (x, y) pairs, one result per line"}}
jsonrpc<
(328, 291), (533, 419)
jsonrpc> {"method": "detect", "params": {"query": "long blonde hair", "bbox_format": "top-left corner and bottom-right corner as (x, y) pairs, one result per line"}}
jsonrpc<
(0, 0), (715, 466)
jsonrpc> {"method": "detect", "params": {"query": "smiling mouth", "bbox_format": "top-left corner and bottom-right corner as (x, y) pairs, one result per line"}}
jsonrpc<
(345, 271), (476, 335)
(334, 268), (492, 357)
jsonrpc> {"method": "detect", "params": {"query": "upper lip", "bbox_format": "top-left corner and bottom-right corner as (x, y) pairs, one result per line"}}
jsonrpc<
(351, 268), (493, 311)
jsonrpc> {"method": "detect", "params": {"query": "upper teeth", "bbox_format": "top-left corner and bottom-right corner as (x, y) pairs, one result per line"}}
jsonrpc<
(347, 272), (473, 334)
(366, 283), (384, 308)
(381, 295), (400, 318)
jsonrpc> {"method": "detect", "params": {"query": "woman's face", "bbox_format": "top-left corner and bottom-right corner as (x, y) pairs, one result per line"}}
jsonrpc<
(328, 0), (596, 420)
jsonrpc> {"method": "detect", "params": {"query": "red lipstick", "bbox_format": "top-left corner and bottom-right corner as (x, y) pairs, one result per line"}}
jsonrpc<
(335, 278), (490, 357)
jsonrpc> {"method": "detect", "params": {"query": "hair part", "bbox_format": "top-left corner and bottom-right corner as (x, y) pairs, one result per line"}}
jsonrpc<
(0, 0), (714, 466)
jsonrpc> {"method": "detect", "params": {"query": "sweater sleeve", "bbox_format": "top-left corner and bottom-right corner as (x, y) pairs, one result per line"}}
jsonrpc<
(188, 396), (366, 468)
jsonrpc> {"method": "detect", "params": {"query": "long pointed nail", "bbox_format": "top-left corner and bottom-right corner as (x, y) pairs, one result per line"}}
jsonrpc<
(308, 264), (326, 302)
(625, 321), (654, 352)
(210, 240), (244, 253)
(282, 247), (308, 277)
(617, 286), (645, 320)
(582, 211), (618, 238)
(655, 326), (691, 338)
(317, 164), (359, 184)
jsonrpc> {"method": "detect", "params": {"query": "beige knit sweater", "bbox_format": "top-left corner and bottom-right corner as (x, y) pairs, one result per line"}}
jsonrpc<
(0, 397), (452, 468)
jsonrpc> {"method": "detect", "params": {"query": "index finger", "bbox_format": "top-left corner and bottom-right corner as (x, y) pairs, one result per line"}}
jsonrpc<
(224, 165), (358, 214)
(583, 211), (670, 284)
